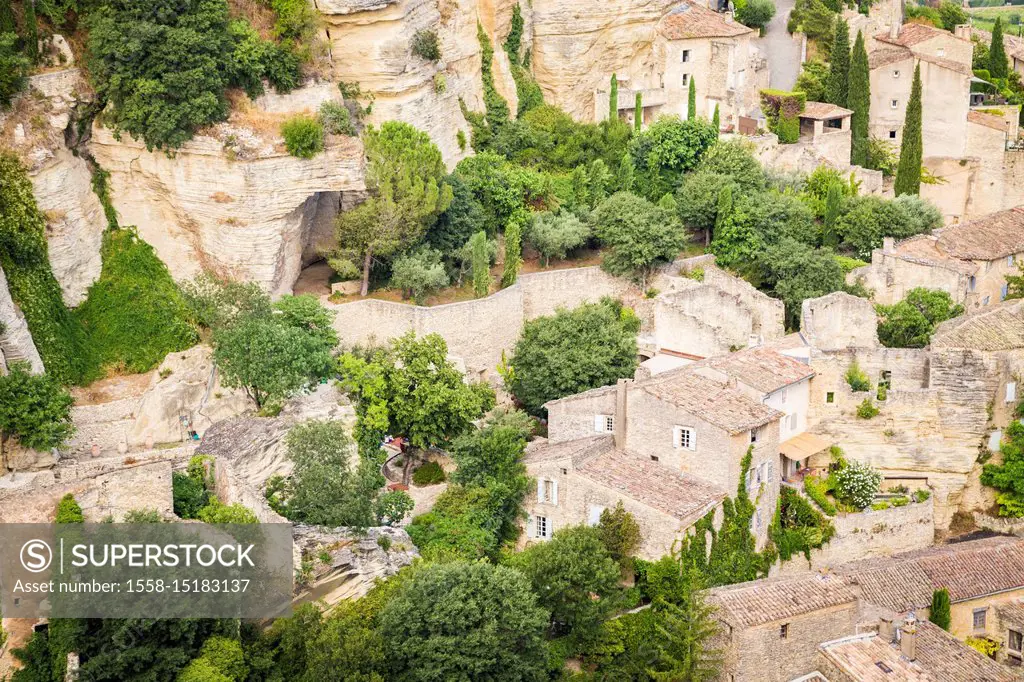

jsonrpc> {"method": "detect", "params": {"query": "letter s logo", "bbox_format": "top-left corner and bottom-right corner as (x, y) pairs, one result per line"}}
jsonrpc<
(20, 540), (52, 573)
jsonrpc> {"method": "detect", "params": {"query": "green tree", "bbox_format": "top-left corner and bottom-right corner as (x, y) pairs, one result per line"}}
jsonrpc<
(379, 562), (549, 682)
(894, 64), (923, 196)
(876, 287), (963, 348)
(982, 420), (1024, 517)
(0, 363), (74, 467)
(0, 32), (28, 108)
(736, 0), (776, 32)
(597, 501), (642, 570)
(333, 122), (453, 296)
(712, 183), (734, 245)
(501, 209), (526, 287)
(675, 170), (734, 244)
(592, 192), (688, 288)
(509, 525), (621, 645)
(508, 298), (638, 414)
(930, 588), (952, 631)
(990, 17), (1009, 79)
(469, 230), (491, 297)
(759, 238), (845, 328)
(648, 568), (723, 682)
(527, 211), (591, 265)
(375, 489), (414, 526)
(338, 332), (495, 452)
(196, 498), (258, 523)
(938, 0), (967, 31)
(823, 181), (843, 247)
(24, 0), (38, 62)
(177, 636), (247, 682)
(688, 76), (697, 120)
(609, 73), (619, 120)
(628, 116), (717, 200)
(635, 91), (643, 132)
(712, 103), (720, 133)
(848, 30), (871, 166)
(0, 0), (13, 33)
(616, 153), (635, 192)
(55, 493), (84, 523)
(825, 17), (851, 106)
(449, 413), (530, 489)
(390, 247), (449, 304)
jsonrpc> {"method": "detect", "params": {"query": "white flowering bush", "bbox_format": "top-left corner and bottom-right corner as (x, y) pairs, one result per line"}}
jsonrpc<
(833, 460), (883, 510)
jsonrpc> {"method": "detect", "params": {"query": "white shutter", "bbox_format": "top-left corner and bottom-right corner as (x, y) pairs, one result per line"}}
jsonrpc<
(526, 515), (535, 539)
(672, 426), (681, 448)
(552, 480), (559, 506)
(689, 429), (697, 451)
(594, 415), (605, 433)
(1007, 382), (1017, 403)
(588, 505), (605, 525)
(537, 478), (546, 503)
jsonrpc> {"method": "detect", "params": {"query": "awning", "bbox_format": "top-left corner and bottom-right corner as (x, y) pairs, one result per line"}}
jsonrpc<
(780, 432), (832, 461)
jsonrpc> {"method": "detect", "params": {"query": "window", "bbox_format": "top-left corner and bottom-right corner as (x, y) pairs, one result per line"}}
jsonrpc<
(969, 275), (976, 292)
(588, 505), (606, 526)
(536, 515), (551, 539)
(780, 623), (789, 639)
(973, 608), (987, 631)
(779, 388), (787, 404)
(826, 391), (836, 404)
(682, 73), (690, 86)
(875, 662), (893, 673)
(890, 99), (899, 109)
(1007, 381), (1017, 403)
(893, 69), (900, 78)
(984, 296), (991, 305)
(789, 413), (798, 430)
(650, 455), (660, 462)
(937, 47), (945, 57)
(595, 414), (614, 433)
(1009, 255), (1016, 267)
(682, 49), (691, 63)
(1010, 629), (1023, 655)
(560, 467), (568, 476)
(675, 427), (696, 450)
(889, 129), (897, 139)
(537, 478), (558, 505)
(750, 428), (759, 444)
(1003, 283), (1010, 301)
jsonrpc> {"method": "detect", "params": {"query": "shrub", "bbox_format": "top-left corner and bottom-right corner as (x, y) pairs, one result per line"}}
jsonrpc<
(0, 33), (29, 108)
(390, 247), (449, 304)
(856, 398), (879, 419)
(833, 459), (882, 510)
(172, 471), (209, 519)
(891, 495), (909, 507)
(759, 89), (806, 144)
(914, 488), (931, 503)
(377, 535), (392, 551)
(803, 476), (837, 515)
(966, 636), (1001, 659)
(737, 0), (777, 31)
(281, 116), (325, 158)
(434, 72), (447, 93)
(55, 494), (84, 523)
(770, 486), (836, 561)
(412, 461), (446, 486)
(411, 29), (441, 61)
(527, 211), (591, 265)
(319, 101), (355, 136)
(930, 588), (951, 631)
(845, 361), (872, 392)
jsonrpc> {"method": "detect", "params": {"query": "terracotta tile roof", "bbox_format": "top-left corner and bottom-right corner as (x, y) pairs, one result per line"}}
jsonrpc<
(801, 101), (853, 120)
(641, 369), (783, 433)
(973, 27), (1024, 61)
(836, 536), (1024, 614)
(543, 383), (617, 409)
(968, 109), (1014, 132)
(876, 22), (966, 48)
(658, 2), (753, 40)
(885, 234), (977, 275)
(819, 620), (1018, 682)
(918, 52), (973, 76)
(523, 434), (614, 466)
(936, 206), (1024, 260)
(931, 300), (1024, 351)
(997, 598), (1024, 629)
(708, 573), (857, 628)
(576, 449), (726, 522)
(868, 46), (913, 69)
(700, 347), (815, 395)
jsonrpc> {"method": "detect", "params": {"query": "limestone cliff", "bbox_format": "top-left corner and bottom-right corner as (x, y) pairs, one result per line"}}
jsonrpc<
(0, 266), (44, 374)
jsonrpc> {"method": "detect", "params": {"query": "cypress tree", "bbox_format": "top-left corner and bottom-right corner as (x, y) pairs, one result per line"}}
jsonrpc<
(712, 103), (720, 134)
(616, 153), (634, 192)
(24, 0), (39, 62)
(848, 31), (871, 166)
(826, 17), (851, 106)
(609, 73), (618, 121)
(635, 92), (643, 132)
(501, 215), (523, 287)
(894, 64), (923, 196)
(712, 184), (733, 245)
(930, 588), (951, 631)
(823, 182), (842, 248)
(0, 0), (16, 35)
(688, 77), (697, 120)
(990, 17), (1009, 79)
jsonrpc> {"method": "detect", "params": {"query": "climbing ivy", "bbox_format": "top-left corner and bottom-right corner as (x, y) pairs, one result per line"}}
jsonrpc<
(502, 5), (543, 116)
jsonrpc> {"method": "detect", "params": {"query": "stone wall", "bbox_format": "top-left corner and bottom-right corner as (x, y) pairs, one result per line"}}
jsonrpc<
(800, 292), (880, 351)
(0, 265), (44, 374)
(775, 497), (934, 576)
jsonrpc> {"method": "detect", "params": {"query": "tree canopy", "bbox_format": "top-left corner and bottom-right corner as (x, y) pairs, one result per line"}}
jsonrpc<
(592, 192), (688, 288)
(876, 287), (963, 348)
(0, 362), (74, 461)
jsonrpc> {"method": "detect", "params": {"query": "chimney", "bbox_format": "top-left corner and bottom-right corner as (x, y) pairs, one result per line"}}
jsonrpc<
(879, 616), (895, 643)
(889, 0), (902, 40)
(614, 379), (629, 450)
(899, 614), (918, 661)
(954, 24), (971, 40)
(883, 236), (895, 251)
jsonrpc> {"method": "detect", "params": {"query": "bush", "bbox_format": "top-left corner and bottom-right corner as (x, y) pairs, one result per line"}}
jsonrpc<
(172, 471), (209, 519)
(914, 488), (931, 503)
(527, 212), (591, 265)
(55, 494), (84, 523)
(856, 398), (879, 419)
(197, 498), (259, 524)
(390, 248), (449, 304)
(833, 459), (882, 509)
(770, 486), (836, 561)
(803, 476), (837, 515)
(737, 0), (777, 30)
(412, 461), (446, 486)
(877, 287), (963, 348)
(319, 101), (355, 136)
(281, 116), (325, 158)
(845, 361), (872, 392)
(760, 89), (806, 144)
(891, 495), (910, 507)
(411, 29), (441, 61)
(0, 33), (29, 108)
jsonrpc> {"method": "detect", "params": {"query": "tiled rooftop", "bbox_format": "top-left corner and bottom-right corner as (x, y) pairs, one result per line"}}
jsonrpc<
(801, 101), (853, 120)
(931, 300), (1024, 351)
(700, 347), (815, 395)
(708, 573), (857, 628)
(997, 598), (1024, 629)
(876, 22), (966, 48)
(935, 206), (1024, 261)
(884, 234), (978, 275)
(868, 46), (913, 69)
(968, 109), (1015, 132)
(658, 1), (753, 40)
(641, 369), (783, 433)
(819, 620), (1018, 682)
(522, 434), (615, 466)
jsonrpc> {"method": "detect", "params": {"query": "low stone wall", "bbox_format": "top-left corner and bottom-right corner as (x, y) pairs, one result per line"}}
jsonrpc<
(774, 497), (934, 575)
(212, 456), (289, 525)
(972, 512), (1024, 538)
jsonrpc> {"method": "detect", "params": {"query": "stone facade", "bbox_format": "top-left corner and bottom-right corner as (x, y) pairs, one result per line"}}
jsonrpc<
(0, 265), (44, 374)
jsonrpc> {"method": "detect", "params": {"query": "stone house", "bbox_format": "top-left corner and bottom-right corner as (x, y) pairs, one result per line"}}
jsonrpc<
(593, 1), (770, 132)
(796, 102), (854, 169)
(849, 206), (1024, 309)
(708, 573), (861, 682)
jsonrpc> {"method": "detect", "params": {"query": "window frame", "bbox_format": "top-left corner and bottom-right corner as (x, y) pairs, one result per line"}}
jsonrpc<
(889, 130), (897, 139)
(1009, 628), (1023, 655)
(675, 426), (696, 451)
(681, 49), (691, 63)
(536, 515), (550, 539)
(972, 607), (988, 631)
(780, 623), (789, 639)
(682, 73), (690, 86)
(826, 391), (836, 404)
(890, 99), (899, 109)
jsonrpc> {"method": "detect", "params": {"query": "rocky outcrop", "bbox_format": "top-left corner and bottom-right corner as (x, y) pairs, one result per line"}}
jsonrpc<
(0, 266), (45, 374)
(88, 123), (366, 294)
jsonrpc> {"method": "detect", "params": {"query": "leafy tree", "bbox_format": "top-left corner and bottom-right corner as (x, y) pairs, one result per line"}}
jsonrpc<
(469, 230), (491, 297)
(972, 34), (990, 72)
(281, 115), (325, 159)
(698, 140), (766, 193)
(173, 472), (209, 519)
(24, 0), (38, 62)
(390, 247), (449, 304)
(616, 153), (635, 192)
(930, 588), (952, 630)
(338, 332), (495, 452)
(688, 77), (697, 121)
(648, 568), (723, 682)
(836, 194), (941, 258)
(759, 238), (845, 328)
(990, 17), (1009, 79)
(848, 30), (871, 166)
(597, 501), (642, 570)
(713, 183), (734, 245)
(379, 562), (549, 681)
(0, 32), (28, 108)
(736, 0), (776, 32)
(796, 60), (828, 103)
(0, 363), (74, 466)
(181, 273), (272, 331)
(876, 287), (963, 348)
(178, 636), (247, 682)
(375, 489), (414, 526)
(55, 493), (84, 523)
(527, 211), (591, 265)
(676, 170), (735, 244)
(825, 17), (850, 106)
(0, 0), (13, 33)
(449, 413), (530, 489)
(629, 116), (717, 200)
(739, 189), (818, 246)
(508, 298), (639, 414)
(894, 64), (922, 196)
(427, 175), (488, 262)
(509, 525), (621, 645)
(592, 192), (688, 288)
(333, 122), (453, 296)
(502, 209), (526, 287)
(982, 420), (1024, 517)
(938, 0), (967, 31)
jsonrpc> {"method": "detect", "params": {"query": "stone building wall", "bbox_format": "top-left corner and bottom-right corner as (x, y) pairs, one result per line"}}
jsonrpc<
(654, 285), (754, 357)
(545, 387), (618, 444)
(849, 247), (972, 307)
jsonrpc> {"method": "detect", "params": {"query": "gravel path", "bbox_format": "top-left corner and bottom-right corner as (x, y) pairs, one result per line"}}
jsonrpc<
(757, 0), (802, 91)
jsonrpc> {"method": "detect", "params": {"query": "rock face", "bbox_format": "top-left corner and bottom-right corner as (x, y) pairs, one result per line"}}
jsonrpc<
(88, 124), (366, 294)
(0, 266), (45, 374)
